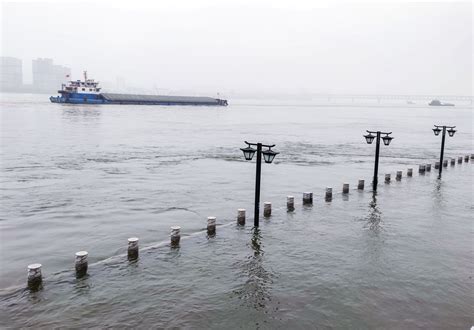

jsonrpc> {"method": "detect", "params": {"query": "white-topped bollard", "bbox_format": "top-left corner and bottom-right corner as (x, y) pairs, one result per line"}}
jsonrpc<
(27, 263), (42, 290)
(287, 196), (294, 211)
(385, 174), (391, 183)
(207, 216), (216, 235)
(128, 237), (139, 260)
(450, 158), (455, 166)
(342, 183), (349, 194)
(407, 168), (413, 177)
(458, 156), (463, 164)
(465, 155), (470, 162)
(303, 192), (313, 205)
(396, 171), (402, 181)
(435, 162), (440, 169)
(418, 164), (426, 174)
(325, 187), (332, 201)
(443, 160), (448, 167)
(170, 226), (181, 247)
(75, 251), (88, 278)
(263, 202), (271, 218)
(237, 209), (246, 225)
(357, 179), (364, 190)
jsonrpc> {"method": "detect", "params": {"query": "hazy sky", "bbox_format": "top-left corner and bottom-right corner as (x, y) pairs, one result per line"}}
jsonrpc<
(1, 0), (472, 95)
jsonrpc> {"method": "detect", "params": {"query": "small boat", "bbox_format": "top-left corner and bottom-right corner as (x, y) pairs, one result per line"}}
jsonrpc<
(428, 99), (454, 107)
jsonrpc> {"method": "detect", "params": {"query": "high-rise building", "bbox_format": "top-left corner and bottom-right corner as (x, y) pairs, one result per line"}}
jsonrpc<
(32, 58), (71, 92)
(0, 57), (23, 91)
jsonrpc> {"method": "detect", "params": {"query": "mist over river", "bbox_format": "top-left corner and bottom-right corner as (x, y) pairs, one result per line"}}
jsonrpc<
(0, 93), (472, 328)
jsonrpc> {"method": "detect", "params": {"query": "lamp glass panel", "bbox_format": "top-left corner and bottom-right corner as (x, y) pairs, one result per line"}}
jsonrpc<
(240, 147), (256, 160)
(364, 134), (374, 144)
(382, 136), (393, 146)
(262, 150), (278, 164)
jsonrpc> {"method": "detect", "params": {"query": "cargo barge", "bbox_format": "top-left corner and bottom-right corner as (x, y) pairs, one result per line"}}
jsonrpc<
(50, 72), (228, 106)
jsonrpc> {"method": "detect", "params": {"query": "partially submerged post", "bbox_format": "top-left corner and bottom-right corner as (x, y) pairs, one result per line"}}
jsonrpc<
(287, 196), (294, 211)
(357, 179), (365, 190)
(263, 202), (271, 217)
(325, 187), (332, 201)
(419, 164), (426, 174)
(458, 156), (462, 164)
(465, 155), (469, 162)
(303, 192), (313, 205)
(450, 158), (455, 166)
(385, 174), (391, 183)
(170, 226), (181, 247)
(435, 162), (440, 169)
(396, 171), (402, 181)
(407, 168), (413, 177)
(27, 263), (42, 290)
(207, 216), (216, 235)
(127, 237), (139, 260)
(237, 209), (246, 225)
(443, 160), (448, 167)
(426, 164), (431, 172)
(342, 183), (349, 194)
(75, 251), (88, 278)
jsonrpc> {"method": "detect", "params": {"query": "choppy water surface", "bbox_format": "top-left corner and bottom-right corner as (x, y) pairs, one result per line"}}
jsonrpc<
(0, 93), (472, 328)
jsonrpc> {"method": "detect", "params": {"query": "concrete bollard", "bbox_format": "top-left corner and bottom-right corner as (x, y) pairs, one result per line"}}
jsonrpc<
(170, 226), (181, 247)
(127, 237), (139, 260)
(325, 187), (332, 201)
(418, 164), (425, 174)
(426, 164), (431, 172)
(443, 160), (448, 167)
(396, 171), (402, 181)
(385, 174), (391, 183)
(357, 179), (364, 190)
(465, 155), (469, 162)
(237, 209), (246, 225)
(263, 202), (272, 217)
(458, 156), (462, 164)
(435, 162), (440, 169)
(287, 196), (294, 211)
(207, 216), (216, 235)
(303, 192), (313, 205)
(450, 158), (455, 166)
(27, 263), (42, 290)
(75, 251), (88, 278)
(342, 183), (349, 194)
(471, 154), (474, 159)
(407, 168), (413, 177)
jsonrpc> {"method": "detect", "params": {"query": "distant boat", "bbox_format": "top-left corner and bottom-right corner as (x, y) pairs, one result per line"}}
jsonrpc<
(429, 99), (454, 107)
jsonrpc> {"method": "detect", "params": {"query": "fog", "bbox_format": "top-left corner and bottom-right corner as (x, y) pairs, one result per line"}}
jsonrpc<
(1, 0), (472, 96)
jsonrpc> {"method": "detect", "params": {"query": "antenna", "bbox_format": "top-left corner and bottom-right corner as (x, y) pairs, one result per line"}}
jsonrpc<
(84, 71), (88, 82)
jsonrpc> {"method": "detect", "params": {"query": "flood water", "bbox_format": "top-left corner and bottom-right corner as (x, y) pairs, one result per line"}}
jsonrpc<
(0, 93), (472, 328)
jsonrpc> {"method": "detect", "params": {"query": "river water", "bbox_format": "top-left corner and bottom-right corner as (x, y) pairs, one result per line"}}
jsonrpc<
(0, 93), (472, 328)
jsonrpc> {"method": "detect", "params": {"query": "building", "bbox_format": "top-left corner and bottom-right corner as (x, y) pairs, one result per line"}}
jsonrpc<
(0, 57), (23, 92)
(32, 58), (71, 92)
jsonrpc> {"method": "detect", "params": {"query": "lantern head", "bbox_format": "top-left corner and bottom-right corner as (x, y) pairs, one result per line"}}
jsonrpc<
(432, 127), (441, 136)
(240, 145), (256, 160)
(382, 135), (393, 146)
(262, 148), (279, 164)
(364, 133), (375, 144)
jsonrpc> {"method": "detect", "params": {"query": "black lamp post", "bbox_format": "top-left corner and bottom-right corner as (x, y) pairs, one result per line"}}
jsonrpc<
(363, 130), (394, 191)
(432, 125), (456, 178)
(240, 141), (279, 227)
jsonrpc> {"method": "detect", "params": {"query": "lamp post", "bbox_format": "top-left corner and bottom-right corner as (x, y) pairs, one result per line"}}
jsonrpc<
(363, 130), (394, 191)
(240, 141), (279, 227)
(432, 125), (456, 178)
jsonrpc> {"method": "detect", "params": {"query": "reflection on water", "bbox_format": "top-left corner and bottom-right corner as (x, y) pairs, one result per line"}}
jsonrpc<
(365, 192), (382, 232)
(62, 107), (101, 122)
(432, 179), (445, 208)
(234, 228), (273, 311)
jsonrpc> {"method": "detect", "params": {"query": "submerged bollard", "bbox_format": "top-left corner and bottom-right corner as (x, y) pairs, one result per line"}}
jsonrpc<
(237, 209), (246, 225)
(471, 154), (474, 159)
(418, 164), (426, 174)
(287, 196), (294, 211)
(458, 156), (463, 164)
(407, 168), (413, 177)
(435, 162), (440, 169)
(303, 192), (313, 205)
(384, 174), (390, 183)
(342, 183), (349, 194)
(263, 202), (272, 217)
(357, 179), (364, 190)
(75, 251), (88, 278)
(207, 216), (216, 235)
(396, 171), (402, 181)
(465, 155), (469, 162)
(443, 160), (448, 167)
(450, 158), (455, 166)
(426, 164), (431, 172)
(27, 263), (42, 290)
(170, 226), (181, 247)
(325, 187), (332, 201)
(127, 237), (139, 260)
